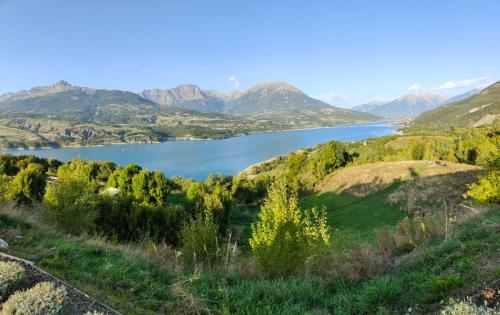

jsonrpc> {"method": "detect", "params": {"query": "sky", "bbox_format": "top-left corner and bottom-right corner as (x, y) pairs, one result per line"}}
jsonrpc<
(1, 0), (499, 108)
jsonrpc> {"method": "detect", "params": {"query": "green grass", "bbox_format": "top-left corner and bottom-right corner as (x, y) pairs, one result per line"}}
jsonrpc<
(230, 184), (405, 248)
(0, 203), (497, 314)
(300, 184), (405, 243)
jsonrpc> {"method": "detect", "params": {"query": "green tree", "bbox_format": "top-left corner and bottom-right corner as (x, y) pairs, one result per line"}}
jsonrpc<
(308, 141), (350, 180)
(44, 159), (98, 235)
(249, 178), (330, 277)
(465, 170), (500, 204)
(132, 170), (151, 204)
(149, 170), (170, 205)
(108, 163), (141, 194)
(7, 163), (46, 204)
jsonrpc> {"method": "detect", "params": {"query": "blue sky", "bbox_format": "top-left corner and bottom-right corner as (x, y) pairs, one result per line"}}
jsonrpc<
(1, 0), (499, 107)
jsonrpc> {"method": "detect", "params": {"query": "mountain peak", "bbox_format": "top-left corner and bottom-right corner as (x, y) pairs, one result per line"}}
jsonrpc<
(246, 81), (303, 94)
(52, 80), (72, 87)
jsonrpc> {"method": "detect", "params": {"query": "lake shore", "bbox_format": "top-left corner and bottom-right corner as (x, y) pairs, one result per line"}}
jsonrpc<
(1, 120), (399, 152)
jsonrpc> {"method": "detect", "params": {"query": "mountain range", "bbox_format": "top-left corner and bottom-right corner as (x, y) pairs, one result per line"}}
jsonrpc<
(351, 90), (480, 119)
(0, 81), (378, 148)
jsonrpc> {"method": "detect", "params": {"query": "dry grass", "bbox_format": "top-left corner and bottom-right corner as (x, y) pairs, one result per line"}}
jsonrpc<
(386, 165), (483, 216)
(315, 160), (482, 197)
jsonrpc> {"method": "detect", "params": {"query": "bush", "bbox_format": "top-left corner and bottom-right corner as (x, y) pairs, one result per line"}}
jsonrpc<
(7, 163), (46, 204)
(465, 170), (500, 204)
(44, 161), (99, 235)
(394, 216), (442, 252)
(440, 298), (498, 315)
(0, 174), (10, 202)
(180, 214), (221, 270)
(249, 178), (330, 277)
(3, 281), (68, 315)
(430, 275), (462, 295)
(308, 141), (350, 180)
(0, 261), (26, 300)
(358, 276), (404, 313)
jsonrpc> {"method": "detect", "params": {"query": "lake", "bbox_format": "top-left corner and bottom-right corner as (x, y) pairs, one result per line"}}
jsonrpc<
(4, 123), (398, 180)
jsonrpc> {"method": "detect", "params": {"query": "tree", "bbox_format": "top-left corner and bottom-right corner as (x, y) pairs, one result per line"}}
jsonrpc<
(108, 163), (141, 194)
(149, 170), (170, 205)
(465, 170), (500, 204)
(308, 141), (350, 180)
(44, 159), (98, 235)
(286, 150), (307, 191)
(7, 163), (46, 204)
(249, 178), (330, 277)
(132, 170), (151, 204)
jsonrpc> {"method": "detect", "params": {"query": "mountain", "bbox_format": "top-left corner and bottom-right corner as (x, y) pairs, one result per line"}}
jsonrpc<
(0, 80), (158, 122)
(412, 81), (500, 128)
(440, 89), (479, 105)
(141, 84), (226, 113)
(352, 93), (446, 119)
(142, 81), (378, 123)
(0, 80), (379, 148)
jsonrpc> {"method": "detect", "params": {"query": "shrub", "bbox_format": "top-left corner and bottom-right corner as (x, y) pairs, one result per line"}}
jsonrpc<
(3, 281), (68, 315)
(7, 163), (46, 204)
(430, 275), (462, 295)
(44, 164), (99, 235)
(180, 214), (221, 270)
(0, 261), (26, 300)
(410, 141), (426, 160)
(249, 178), (330, 277)
(358, 276), (404, 313)
(465, 170), (500, 204)
(440, 298), (498, 315)
(394, 216), (442, 252)
(308, 141), (350, 180)
(0, 174), (10, 202)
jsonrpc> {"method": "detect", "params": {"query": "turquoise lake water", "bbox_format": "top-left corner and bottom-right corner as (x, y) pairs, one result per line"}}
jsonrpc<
(5, 123), (398, 180)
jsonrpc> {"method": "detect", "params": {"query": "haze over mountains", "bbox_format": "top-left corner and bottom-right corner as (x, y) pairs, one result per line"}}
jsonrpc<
(352, 90), (480, 119)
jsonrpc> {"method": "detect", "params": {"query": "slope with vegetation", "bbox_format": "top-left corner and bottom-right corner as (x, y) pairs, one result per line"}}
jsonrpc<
(0, 123), (498, 313)
(412, 81), (500, 128)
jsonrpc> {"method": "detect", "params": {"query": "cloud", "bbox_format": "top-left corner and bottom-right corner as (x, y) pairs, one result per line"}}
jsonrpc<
(229, 75), (240, 88)
(437, 77), (492, 90)
(141, 68), (152, 73)
(407, 84), (423, 93)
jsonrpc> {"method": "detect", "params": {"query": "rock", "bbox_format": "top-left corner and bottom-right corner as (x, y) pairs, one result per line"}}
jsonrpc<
(0, 238), (9, 249)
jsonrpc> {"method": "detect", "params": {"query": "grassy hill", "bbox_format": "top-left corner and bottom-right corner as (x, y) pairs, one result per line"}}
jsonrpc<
(0, 159), (497, 314)
(412, 81), (500, 128)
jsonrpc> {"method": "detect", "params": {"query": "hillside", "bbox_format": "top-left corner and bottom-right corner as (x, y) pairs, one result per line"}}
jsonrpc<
(412, 81), (500, 128)
(0, 154), (497, 314)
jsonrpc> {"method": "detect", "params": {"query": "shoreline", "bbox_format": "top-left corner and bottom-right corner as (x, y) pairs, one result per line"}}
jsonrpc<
(1, 120), (399, 152)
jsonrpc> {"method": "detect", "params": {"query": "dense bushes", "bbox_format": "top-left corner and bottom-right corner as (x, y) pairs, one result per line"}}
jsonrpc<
(186, 175), (233, 234)
(249, 179), (330, 277)
(7, 163), (46, 204)
(465, 170), (500, 204)
(44, 160), (99, 235)
(0, 261), (26, 300)
(3, 281), (68, 315)
(308, 141), (350, 180)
